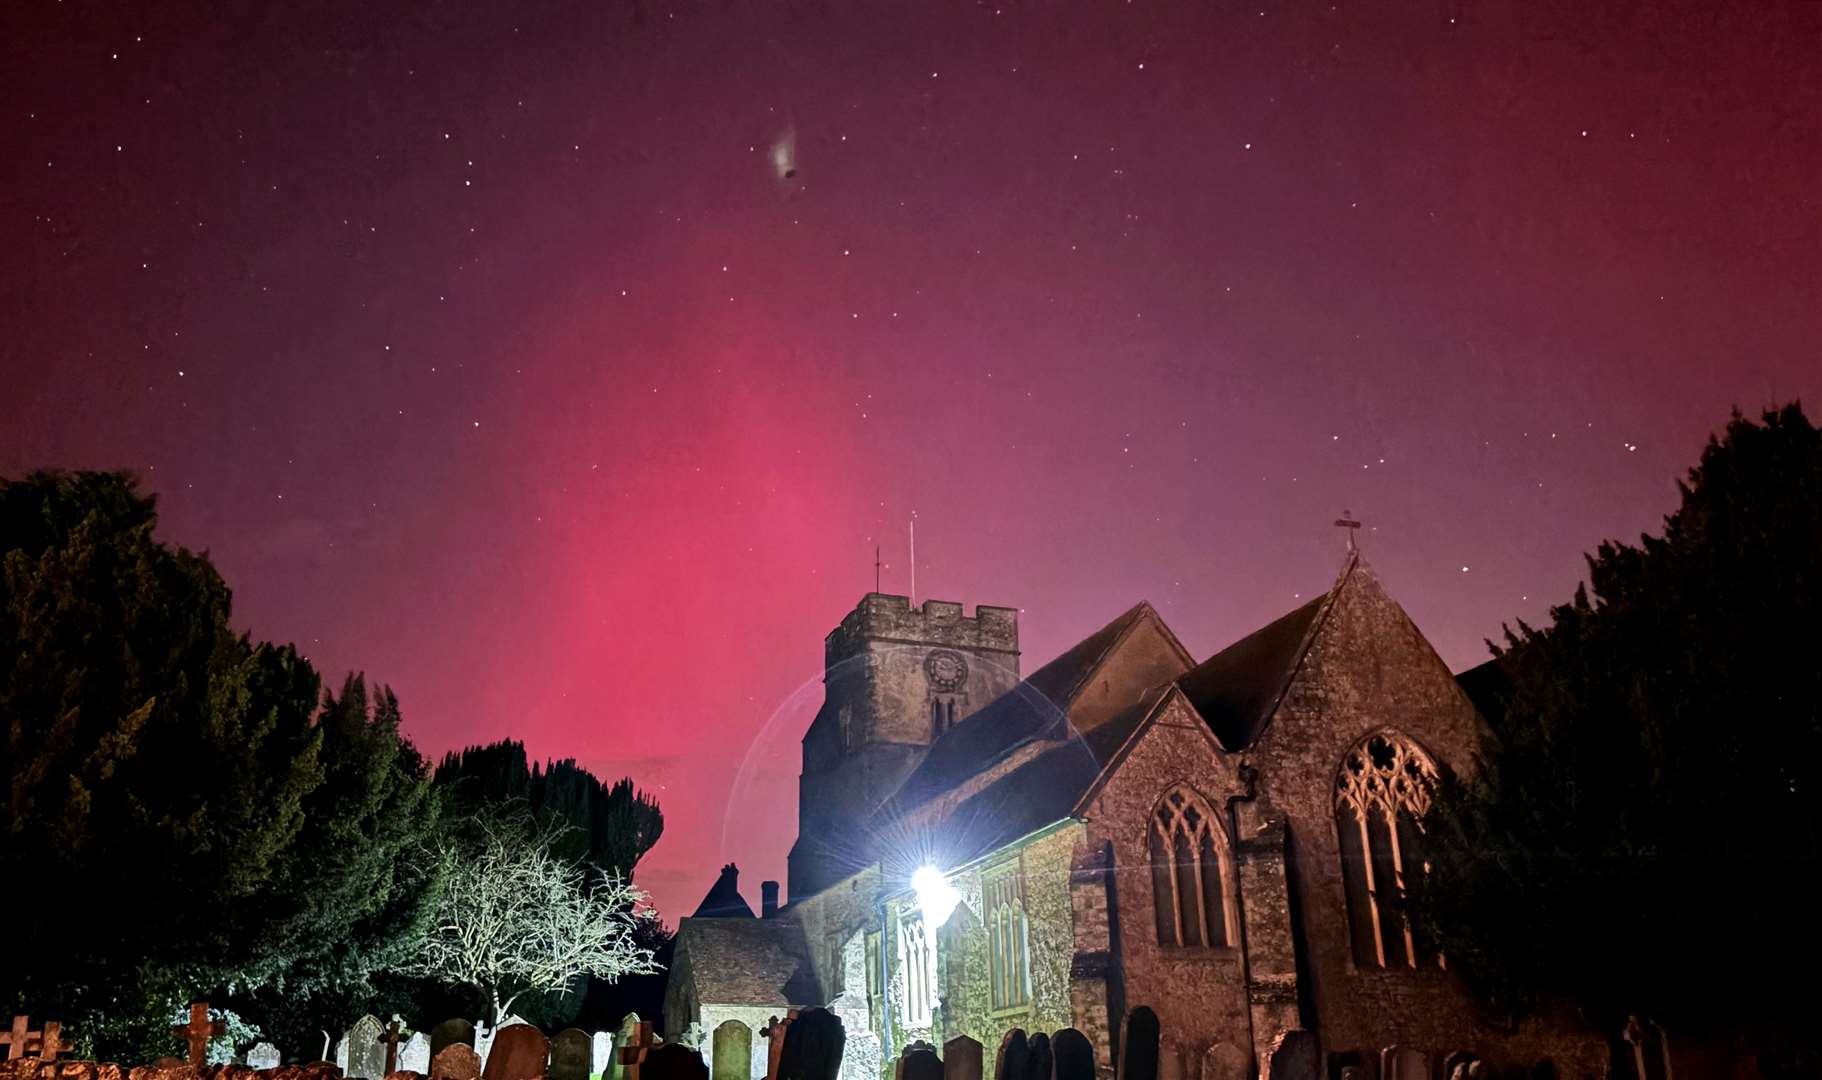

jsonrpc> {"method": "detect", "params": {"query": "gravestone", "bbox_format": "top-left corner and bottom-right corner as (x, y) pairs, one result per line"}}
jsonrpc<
(1443, 1052), (1478, 1080)
(1051, 1032), (1091, 1080)
(431, 1021), (477, 1065)
(994, 1032), (1028, 1080)
(711, 1021), (753, 1080)
(643, 1045), (707, 1080)
(1381, 1046), (1430, 1080)
(943, 1037), (983, 1080)
(592, 1033), (614, 1080)
(1200, 1044), (1247, 1080)
(1263, 1030), (1316, 1080)
(248, 1044), (282, 1070)
(1117, 1011), (1157, 1080)
(897, 1043), (941, 1080)
(344, 1016), (388, 1080)
(482, 1024), (550, 1080)
(432, 1045), (482, 1080)
(677, 1025), (707, 1053)
(775, 1008), (843, 1080)
(401, 1034), (432, 1075)
(1157, 1045), (1181, 1080)
(1024, 1035), (1050, 1080)
(553, 1029), (594, 1080)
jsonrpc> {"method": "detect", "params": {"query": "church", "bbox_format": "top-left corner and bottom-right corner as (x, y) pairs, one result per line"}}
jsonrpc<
(664, 551), (1603, 1080)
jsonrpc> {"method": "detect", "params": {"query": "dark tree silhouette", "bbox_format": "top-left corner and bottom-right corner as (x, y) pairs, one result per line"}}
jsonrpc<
(1411, 404), (1822, 1029)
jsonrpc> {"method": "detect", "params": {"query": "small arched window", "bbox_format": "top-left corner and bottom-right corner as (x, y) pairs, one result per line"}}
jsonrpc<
(1334, 729), (1439, 968)
(1148, 787), (1235, 948)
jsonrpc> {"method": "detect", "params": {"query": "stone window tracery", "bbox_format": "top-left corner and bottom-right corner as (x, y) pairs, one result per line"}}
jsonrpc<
(897, 912), (936, 1026)
(1147, 786), (1236, 948)
(1333, 729), (1439, 969)
(984, 867), (1030, 1011)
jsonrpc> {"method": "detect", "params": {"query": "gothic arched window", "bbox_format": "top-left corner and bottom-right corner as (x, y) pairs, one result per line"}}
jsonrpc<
(1148, 787), (1235, 948)
(984, 867), (1030, 1010)
(1334, 729), (1439, 968)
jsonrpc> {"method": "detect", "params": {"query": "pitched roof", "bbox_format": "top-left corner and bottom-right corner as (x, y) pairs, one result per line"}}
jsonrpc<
(880, 602), (1179, 817)
(691, 863), (757, 919)
(894, 687), (1173, 871)
(673, 916), (819, 1007)
(1175, 553), (1353, 750)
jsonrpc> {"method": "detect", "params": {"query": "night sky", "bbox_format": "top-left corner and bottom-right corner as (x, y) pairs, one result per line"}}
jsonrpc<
(4, 0), (1817, 920)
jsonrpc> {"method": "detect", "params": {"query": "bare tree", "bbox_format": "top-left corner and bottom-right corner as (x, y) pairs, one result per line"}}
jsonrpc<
(413, 811), (660, 1020)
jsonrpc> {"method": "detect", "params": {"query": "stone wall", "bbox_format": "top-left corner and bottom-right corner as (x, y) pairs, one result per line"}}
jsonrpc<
(1078, 693), (1256, 1072)
(1239, 559), (1608, 1075)
(924, 823), (1081, 1063)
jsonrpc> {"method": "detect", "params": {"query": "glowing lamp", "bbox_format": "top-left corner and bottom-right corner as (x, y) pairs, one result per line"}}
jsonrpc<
(912, 864), (960, 929)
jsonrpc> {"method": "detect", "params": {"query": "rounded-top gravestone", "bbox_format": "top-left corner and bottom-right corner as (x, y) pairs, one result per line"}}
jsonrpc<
(551, 1029), (592, 1080)
(430, 1022), (477, 1068)
(642, 1044), (707, 1080)
(481, 1025), (550, 1080)
(431, 1044), (482, 1080)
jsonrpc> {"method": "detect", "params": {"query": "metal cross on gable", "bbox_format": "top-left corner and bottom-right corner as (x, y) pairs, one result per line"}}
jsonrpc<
(1334, 510), (1363, 552)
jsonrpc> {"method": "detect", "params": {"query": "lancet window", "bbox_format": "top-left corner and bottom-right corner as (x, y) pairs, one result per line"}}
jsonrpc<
(985, 866), (1030, 1010)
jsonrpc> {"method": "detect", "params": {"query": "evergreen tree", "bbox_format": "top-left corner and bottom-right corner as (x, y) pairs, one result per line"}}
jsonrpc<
(1411, 404), (1822, 1029)
(1, 471), (323, 1051)
(435, 739), (663, 876)
(1, 471), (445, 1058)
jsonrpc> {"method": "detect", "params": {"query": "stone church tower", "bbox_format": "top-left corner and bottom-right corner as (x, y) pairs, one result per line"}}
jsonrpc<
(786, 593), (1020, 900)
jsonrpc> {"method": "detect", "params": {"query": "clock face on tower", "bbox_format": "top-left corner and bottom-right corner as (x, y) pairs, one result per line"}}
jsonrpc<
(923, 649), (969, 692)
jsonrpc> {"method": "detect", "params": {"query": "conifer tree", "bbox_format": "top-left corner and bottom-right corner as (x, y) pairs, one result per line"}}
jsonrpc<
(1411, 404), (1822, 1028)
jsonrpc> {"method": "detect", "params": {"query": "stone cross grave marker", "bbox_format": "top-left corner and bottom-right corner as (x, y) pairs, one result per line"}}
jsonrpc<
(942, 1036), (983, 1080)
(760, 1014), (792, 1080)
(378, 1018), (409, 1076)
(343, 1015), (388, 1080)
(248, 1043), (283, 1070)
(1263, 1030), (1317, 1080)
(483, 1023), (550, 1080)
(642, 1044), (708, 1080)
(1200, 1043), (1248, 1080)
(174, 1003), (227, 1067)
(401, 1032), (432, 1074)
(613, 1015), (650, 1080)
(552, 1028), (593, 1080)
(430, 1020), (477, 1064)
(432, 1045), (483, 1080)
(1051, 1031), (1093, 1080)
(592, 1032), (613, 1080)
(2, 1017), (68, 1063)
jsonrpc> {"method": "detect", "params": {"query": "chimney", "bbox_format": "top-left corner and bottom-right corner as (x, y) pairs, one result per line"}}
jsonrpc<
(761, 880), (780, 918)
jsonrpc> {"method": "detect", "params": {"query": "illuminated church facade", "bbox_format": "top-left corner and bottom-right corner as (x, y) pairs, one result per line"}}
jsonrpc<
(665, 552), (1601, 1079)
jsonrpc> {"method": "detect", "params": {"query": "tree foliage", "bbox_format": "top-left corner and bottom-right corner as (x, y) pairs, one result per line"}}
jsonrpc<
(435, 739), (663, 877)
(411, 810), (660, 1022)
(0, 471), (439, 1057)
(1411, 404), (1822, 1028)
